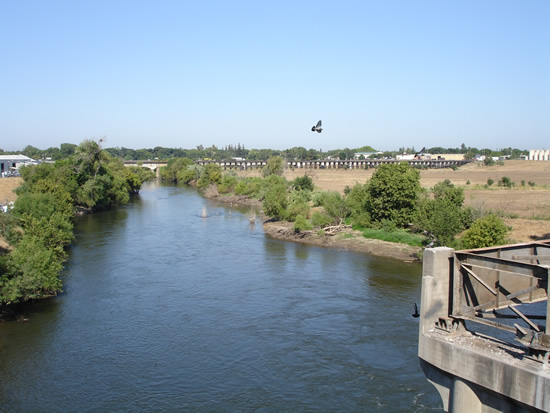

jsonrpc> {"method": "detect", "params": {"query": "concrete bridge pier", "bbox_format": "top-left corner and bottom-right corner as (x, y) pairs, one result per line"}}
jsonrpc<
(419, 246), (549, 412)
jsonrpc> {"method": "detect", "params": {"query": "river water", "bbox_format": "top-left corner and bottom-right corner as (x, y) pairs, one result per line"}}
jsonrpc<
(0, 181), (442, 412)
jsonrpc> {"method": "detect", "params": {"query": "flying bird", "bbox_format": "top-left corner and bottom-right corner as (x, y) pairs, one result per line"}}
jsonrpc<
(412, 303), (420, 318)
(311, 120), (322, 133)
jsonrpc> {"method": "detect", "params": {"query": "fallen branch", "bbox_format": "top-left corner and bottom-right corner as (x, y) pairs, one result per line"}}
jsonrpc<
(322, 224), (352, 235)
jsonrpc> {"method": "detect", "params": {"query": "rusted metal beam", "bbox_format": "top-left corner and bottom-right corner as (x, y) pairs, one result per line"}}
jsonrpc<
(508, 305), (540, 332)
(461, 264), (497, 295)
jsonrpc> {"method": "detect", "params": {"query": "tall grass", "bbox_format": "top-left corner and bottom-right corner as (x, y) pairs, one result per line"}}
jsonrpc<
(360, 228), (427, 247)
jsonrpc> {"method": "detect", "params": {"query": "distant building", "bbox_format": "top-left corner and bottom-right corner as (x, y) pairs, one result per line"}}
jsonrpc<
(0, 154), (34, 175)
(430, 154), (465, 161)
(353, 151), (380, 159)
(529, 149), (550, 161)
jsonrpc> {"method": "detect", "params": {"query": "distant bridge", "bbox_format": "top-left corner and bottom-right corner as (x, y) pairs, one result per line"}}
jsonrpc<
(124, 158), (469, 172)
(197, 159), (469, 170)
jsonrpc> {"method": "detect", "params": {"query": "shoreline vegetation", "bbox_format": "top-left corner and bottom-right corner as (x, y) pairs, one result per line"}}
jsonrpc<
(0, 140), (154, 307)
(1, 141), (549, 308)
(173, 156), (510, 263)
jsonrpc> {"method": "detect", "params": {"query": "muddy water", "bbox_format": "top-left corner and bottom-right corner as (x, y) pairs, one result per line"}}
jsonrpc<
(0, 181), (442, 412)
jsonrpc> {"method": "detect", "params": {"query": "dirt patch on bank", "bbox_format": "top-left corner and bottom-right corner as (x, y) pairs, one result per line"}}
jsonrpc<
(263, 221), (421, 262)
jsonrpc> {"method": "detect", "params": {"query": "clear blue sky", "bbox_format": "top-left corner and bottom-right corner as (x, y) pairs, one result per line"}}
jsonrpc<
(1, 0), (548, 152)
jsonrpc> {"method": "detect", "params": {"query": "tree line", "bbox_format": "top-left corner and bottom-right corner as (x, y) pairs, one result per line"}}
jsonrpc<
(0, 140), (154, 306)
(1, 143), (527, 162)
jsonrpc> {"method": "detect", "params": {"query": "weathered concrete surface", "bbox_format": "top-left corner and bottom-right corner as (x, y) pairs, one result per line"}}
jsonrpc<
(419, 247), (549, 412)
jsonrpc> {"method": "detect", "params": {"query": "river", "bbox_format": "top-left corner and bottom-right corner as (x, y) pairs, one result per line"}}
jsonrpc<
(0, 181), (442, 412)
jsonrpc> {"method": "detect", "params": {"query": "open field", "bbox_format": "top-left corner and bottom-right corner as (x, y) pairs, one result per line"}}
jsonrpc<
(2, 161), (550, 244)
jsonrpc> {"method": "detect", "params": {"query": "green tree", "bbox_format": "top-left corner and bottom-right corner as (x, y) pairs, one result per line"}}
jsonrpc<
(367, 163), (421, 227)
(262, 156), (285, 177)
(0, 235), (63, 304)
(461, 214), (508, 249)
(414, 181), (471, 247)
(262, 180), (288, 219)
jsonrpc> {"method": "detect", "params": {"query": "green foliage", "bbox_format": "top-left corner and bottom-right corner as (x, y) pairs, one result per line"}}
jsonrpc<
(1, 139), (148, 306)
(361, 227), (426, 247)
(367, 163), (421, 227)
(484, 157), (495, 166)
(285, 191), (311, 221)
(234, 177), (263, 197)
(0, 235), (63, 304)
(498, 176), (514, 188)
(345, 183), (369, 217)
(262, 181), (288, 219)
(414, 180), (472, 247)
(217, 174), (238, 194)
(160, 158), (194, 182)
(311, 211), (334, 228)
(314, 191), (349, 225)
(293, 215), (313, 233)
(262, 156), (285, 177)
(197, 163), (222, 189)
(291, 175), (314, 192)
(461, 214), (508, 249)
(487, 178), (494, 187)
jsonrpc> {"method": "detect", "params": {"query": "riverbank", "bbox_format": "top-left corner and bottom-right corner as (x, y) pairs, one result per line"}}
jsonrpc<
(206, 189), (422, 262)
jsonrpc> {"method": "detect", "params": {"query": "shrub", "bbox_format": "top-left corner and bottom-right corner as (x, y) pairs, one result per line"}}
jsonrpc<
(315, 191), (349, 225)
(285, 191), (311, 221)
(461, 214), (508, 249)
(311, 211), (333, 228)
(293, 215), (313, 233)
(262, 156), (285, 177)
(197, 163), (222, 189)
(262, 181), (288, 219)
(487, 178), (494, 186)
(484, 157), (495, 166)
(217, 174), (238, 194)
(498, 176), (514, 188)
(292, 175), (314, 192)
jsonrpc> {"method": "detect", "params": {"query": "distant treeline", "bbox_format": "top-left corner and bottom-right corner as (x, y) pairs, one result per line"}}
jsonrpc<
(1, 143), (527, 162)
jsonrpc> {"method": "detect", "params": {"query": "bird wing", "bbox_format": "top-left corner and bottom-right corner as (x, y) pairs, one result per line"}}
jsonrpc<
(316, 120), (322, 128)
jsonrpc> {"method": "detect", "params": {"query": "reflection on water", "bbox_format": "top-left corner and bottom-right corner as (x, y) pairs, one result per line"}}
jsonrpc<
(0, 181), (443, 412)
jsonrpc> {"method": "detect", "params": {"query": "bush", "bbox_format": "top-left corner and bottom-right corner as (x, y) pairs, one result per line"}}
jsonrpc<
(197, 163), (222, 189)
(498, 176), (514, 188)
(285, 191), (311, 221)
(315, 191), (349, 225)
(487, 178), (494, 186)
(262, 156), (285, 177)
(292, 175), (314, 192)
(461, 214), (508, 249)
(293, 215), (313, 233)
(414, 180), (472, 247)
(262, 181), (288, 219)
(311, 211), (333, 228)
(217, 174), (238, 194)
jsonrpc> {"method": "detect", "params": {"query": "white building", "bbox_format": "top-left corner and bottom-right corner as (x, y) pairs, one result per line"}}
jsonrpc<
(528, 149), (550, 161)
(0, 155), (34, 175)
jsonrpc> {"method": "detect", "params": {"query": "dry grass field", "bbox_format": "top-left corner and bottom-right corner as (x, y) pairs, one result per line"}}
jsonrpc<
(2, 161), (550, 244)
